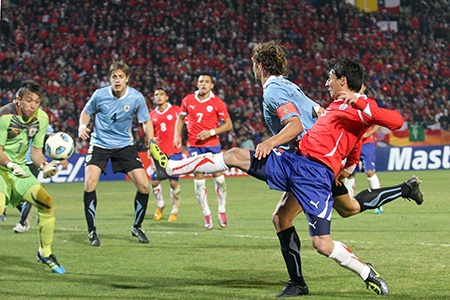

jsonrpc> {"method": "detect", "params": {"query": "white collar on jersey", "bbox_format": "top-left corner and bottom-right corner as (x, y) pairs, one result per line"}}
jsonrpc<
(194, 90), (215, 102)
(263, 75), (284, 90)
(109, 86), (129, 100)
(156, 103), (172, 114)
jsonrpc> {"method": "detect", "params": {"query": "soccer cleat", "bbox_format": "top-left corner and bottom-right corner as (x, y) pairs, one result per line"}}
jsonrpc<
(218, 212), (227, 228)
(404, 176), (424, 205)
(131, 227), (149, 243)
(276, 279), (309, 297)
(374, 206), (384, 214)
(13, 213), (32, 233)
(154, 206), (165, 221)
(13, 223), (29, 233)
(37, 252), (66, 274)
(168, 214), (178, 222)
(0, 212), (6, 221)
(364, 262), (389, 296)
(204, 214), (213, 230)
(88, 231), (101, 246)
(149, 141), (170, 180)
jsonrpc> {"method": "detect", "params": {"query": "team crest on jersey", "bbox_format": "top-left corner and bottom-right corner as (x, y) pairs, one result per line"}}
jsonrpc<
(28, 127), (37, 137)
(167, 114), (173, 121)
(124, 104), (131, 112)
(339, 103), (348, 110)
(206, 105), (213, 112)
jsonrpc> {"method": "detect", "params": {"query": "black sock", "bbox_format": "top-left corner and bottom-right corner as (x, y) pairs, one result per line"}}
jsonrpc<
(133, 192), (149, 228)
(277, 226), (306, 287)
(84, 191), (97, 232)
(355, 183), (409, 212)
(19, 202), (32, 225)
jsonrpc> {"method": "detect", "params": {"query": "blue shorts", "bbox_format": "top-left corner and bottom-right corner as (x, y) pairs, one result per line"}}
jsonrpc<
(188, 145), (222, 156)
(151, 152), (182, 181)
(247, 150), (334, 236)
(356, 142), (376, 172)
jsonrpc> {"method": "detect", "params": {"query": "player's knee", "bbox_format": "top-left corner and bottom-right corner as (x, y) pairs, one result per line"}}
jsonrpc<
(272, 210), (293, 231)
(312, 238), (333, 256)
(224, 147), (247, 166)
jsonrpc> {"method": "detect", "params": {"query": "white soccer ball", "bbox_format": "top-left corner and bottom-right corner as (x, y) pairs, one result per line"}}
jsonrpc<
(45, 132), (75, 161)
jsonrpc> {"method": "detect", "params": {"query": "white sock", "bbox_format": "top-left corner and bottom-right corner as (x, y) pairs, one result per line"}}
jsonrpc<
(367, 174), (380, 189)
(344, 178), (355, 198)
(194, 179), (210, 216)
(168, 153), (228, 176)
(152, 184), (165, 208)
(214, 175), (227, 213)
(170, 186), (181, 215)
(329, 241), (370, 280)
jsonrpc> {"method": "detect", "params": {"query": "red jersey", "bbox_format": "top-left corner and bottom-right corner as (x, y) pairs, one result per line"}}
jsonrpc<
(362, 126), (376, 144)
(298, 96), (403, 176)
(180, 91), (230, 147)
(150, 103), (181, 156)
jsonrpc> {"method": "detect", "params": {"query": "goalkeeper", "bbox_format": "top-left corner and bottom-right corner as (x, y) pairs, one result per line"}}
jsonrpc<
(0, 80), (65, 274)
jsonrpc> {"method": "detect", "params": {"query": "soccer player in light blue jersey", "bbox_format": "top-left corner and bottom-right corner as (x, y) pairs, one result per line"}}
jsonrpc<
(78, 61), (154, 246)
(150, 43), (423, 297)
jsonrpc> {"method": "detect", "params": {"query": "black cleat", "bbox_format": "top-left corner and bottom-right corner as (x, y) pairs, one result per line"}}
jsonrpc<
(149, 141), (170, 180)
(37, 252), (66, 274)
(364, 263), (389, 296)
(88, 231), (101, 246)
(276, 279), (309, 297)
(132, 227), (149, 243)
(403, 176), (424, 205)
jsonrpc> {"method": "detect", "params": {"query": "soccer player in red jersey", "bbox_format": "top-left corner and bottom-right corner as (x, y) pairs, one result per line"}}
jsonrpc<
(150, 88), (182, 222)
(174, 73), (232, 229)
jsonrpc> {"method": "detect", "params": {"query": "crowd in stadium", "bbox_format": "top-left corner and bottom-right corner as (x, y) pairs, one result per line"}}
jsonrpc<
(0, 0), (448, 152)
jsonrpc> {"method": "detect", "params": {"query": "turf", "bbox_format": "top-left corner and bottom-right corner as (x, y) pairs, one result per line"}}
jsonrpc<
(0, 170), (449, 299)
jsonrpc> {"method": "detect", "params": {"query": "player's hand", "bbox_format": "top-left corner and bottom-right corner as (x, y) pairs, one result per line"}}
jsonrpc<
(6, 162), (30, 178)
(40, 160), (60, 179)
(78, 125), (91, 140)
(254, 140), (275, 160)
(197, 130), (211, 141)
(335, 169), (351, 186)
(173, 136), (182, 149)
(337, 90), (358, 105)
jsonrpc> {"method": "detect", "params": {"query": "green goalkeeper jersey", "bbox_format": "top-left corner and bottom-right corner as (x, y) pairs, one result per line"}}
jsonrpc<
(0, 103), (49, 166)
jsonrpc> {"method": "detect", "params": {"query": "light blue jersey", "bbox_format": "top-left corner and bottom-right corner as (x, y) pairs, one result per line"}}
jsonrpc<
(84, 86), (150, 149)
(262, 76), (319, 152)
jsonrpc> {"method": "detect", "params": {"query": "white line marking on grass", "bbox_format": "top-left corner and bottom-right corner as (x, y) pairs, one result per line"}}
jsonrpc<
(58, 227), (450, 247)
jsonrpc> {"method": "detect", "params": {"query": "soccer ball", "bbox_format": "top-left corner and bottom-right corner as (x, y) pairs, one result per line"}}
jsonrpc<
(45, 132), (75, 161)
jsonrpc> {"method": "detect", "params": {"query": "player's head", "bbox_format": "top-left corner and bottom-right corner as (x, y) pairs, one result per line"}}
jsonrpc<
(154, 87), (169, 106)
(251, 40), (289, 83)
(326, 58), (365, 97)
(15, 80), (42, 121)
(109, 61), (130, 96)
(197, 73), (214, 97)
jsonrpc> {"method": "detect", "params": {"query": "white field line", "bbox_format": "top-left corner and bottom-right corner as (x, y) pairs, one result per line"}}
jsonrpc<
(58, 227), (450, 247)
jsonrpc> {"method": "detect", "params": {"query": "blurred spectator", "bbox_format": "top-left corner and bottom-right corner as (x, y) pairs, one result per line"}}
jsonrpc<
(0, 0), (448, 153)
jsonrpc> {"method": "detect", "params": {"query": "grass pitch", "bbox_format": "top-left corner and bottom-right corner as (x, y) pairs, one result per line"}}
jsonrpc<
(0, 170), (449, 299)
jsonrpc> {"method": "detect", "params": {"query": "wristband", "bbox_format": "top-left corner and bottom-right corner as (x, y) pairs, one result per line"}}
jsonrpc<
(79, 124), (87, 130)
(39, 162), (48, 170)
(209, 129), (216, 136)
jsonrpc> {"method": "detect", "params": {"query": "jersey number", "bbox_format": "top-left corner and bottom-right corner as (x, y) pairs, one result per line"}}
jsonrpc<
(160, 122), (167, 132)
(111, 113), (117, 123)
(196, 113), (203, 123)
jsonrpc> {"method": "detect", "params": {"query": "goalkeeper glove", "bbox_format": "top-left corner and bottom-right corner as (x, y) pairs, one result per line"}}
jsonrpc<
(6, 162), (30, 178)
(40, 161), (60, 179)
